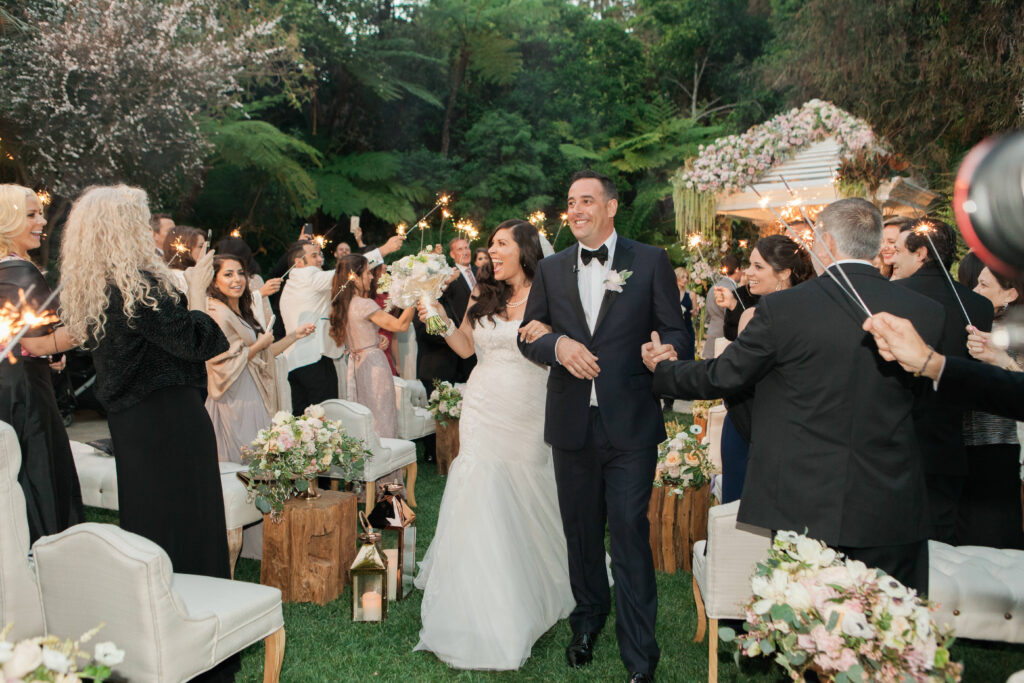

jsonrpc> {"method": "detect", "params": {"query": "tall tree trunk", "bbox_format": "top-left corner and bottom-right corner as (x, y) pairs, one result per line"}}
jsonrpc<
(440, 45), (471, 159)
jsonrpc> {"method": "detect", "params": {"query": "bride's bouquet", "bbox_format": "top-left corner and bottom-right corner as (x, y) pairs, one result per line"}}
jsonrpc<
(377, 247), (455, 335)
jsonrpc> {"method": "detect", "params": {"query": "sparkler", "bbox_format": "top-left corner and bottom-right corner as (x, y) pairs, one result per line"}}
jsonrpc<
(0, 282), (64, 362)
(312, 234), (328, 251)
(168, 236), (189, 265)
(913, 221), (974, 327)
(35, 190), (51, 207)
(330, 271), (359, 303)
(553, 212), (569, 246)
(396, 223), (407, 237)
(750, 184), (873, 319)
(230, 228), (242, 239)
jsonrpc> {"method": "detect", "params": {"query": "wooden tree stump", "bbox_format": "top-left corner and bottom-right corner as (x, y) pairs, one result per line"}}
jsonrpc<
(647, 483), (710, 574)
(261, 490), (358, 605)
(435, 419), (460, 475)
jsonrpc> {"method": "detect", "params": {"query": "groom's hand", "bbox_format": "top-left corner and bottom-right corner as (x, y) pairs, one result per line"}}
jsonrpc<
(556, 337), (600, 380)
(642, 331), (677, 372)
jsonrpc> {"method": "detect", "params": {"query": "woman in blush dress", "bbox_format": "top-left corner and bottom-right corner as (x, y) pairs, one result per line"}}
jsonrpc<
(413, 220), (573, 671)
(205, 255), (314, 462)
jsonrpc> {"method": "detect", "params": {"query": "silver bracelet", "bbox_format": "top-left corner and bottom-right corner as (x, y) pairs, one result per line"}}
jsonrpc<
(442, 319), (456, 338)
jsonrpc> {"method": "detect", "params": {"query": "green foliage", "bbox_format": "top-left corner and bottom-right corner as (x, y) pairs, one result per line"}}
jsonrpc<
(312, 152), (429, 224)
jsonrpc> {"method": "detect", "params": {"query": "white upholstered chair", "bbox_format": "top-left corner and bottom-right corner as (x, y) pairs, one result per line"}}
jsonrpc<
(274, 353), (292, 416)
(1, 422), (286, 682)
(319, 398), (418, 511)
(393, 376), (435, 441)
(395, 327), (419, 381)
(691, 500), (772, 683)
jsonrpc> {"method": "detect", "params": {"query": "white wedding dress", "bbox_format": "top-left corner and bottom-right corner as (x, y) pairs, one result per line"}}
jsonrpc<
(414, 317), (574, 670)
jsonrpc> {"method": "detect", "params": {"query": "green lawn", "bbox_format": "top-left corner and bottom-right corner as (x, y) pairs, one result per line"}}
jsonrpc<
(85, 428), (1024, 682)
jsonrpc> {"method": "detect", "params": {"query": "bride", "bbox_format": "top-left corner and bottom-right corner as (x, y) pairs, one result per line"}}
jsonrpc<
(413, 219), (574, 670)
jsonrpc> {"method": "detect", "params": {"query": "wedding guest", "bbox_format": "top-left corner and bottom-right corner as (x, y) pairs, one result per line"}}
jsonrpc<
(162, 225), (205, 292)
(701, 254), (742, 357)
(205, 255), (315, 463)
(150, 213), (174, 256)
(215, 235), (281, 326)
(878, 216), (910, 279)
(715, 252), (760, 343)
(717, 235), (814, 504)
(370, 264), (400, 376)
(474, 247), (491, 270)
(443, 237), (478, 382)
(646, 198), (946, 593)
(891, 218), (993, 543)
(956, 250), (986, 290)
(335, 241), (352, 260)
(0, 184), (83, 543)
(956, 267), (1024, 548)
(59, 185), (239, 683)
(328, 254), (414, 439)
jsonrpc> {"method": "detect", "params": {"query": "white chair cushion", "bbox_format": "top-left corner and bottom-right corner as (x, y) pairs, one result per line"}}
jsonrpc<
(394, 377), (435, 441)
(692, 501), (772, 620)
(172, 573), (283, 664)
(70, 441), (119, 510)
(928, 541), (1024, 644)
(218, 462), (262, 529)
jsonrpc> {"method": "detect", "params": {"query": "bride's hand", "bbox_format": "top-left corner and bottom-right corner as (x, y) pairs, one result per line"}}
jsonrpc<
(518, 320), (551, 344)
(417, 299), (449, 324)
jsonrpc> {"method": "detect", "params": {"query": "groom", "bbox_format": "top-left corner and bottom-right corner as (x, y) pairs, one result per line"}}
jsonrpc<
(518, 170), (689, 682)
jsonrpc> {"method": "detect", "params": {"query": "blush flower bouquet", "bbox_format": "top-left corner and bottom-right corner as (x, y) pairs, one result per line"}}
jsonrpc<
(654, 422), (717, 496)
(242, 405), (369, 519)
(721, 532), (962, 683)
(0, 623), (125, 682)
(378, 248), (455, 334)
(427, 380), (463, 427)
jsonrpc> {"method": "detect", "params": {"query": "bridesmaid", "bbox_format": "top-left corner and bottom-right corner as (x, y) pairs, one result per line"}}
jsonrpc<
(328, 254), (414, 439)
(0, 184), (82, 542)
(205, 254), (314, 462)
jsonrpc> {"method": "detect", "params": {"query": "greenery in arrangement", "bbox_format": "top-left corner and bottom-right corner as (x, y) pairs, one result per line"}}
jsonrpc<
(0, 623), (125, 682)
(242, 405), (368, 518)
(655, 420), (717, 495)
(427, 379), (463, 426)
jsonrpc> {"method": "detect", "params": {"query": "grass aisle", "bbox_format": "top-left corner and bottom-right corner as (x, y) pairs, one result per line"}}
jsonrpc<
(86, 439), (1024, 682)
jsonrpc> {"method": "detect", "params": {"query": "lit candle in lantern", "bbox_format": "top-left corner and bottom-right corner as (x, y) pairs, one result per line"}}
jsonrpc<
(361, 591), (382, 621)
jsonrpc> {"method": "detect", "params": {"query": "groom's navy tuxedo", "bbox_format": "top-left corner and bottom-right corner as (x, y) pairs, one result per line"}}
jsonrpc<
(519, 234), (688, 676)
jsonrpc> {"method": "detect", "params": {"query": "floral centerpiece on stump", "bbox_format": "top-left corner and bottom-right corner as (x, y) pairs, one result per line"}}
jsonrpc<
(655, 421), (717, 497)
(377, 249), (455, 335)
(0, 623), (125, 682)
(243, 405), (368, 519)
(427, 380), (462, 426)
(721, 532), (962, 682)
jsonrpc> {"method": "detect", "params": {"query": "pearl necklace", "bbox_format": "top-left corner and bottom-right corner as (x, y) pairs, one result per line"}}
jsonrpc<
(506, 286), (531, 308)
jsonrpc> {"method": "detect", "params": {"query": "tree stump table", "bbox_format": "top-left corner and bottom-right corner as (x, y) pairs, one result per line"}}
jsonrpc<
(647, 483), (710, 574)
(261, 490), (358, 605)
(435, 419), (460, 475)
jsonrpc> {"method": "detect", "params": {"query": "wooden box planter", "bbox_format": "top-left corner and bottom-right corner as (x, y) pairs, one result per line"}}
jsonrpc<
(435, 419), (460, 475)
(261, 490), (358, 605)
(647, 483), (710, 574)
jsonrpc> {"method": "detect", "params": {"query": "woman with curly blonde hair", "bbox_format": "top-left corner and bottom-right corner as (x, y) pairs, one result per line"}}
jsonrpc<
(60, 185), (236, 595)
(0, 184), (83, 542)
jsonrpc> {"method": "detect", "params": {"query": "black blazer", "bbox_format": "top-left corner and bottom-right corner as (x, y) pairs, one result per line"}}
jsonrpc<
(894, 264), (993, 475)
(653, 264), (945, 546)
(519, 238), (689, 451)
(441, 266), (477, 381)
(941, 356), (1024, 421)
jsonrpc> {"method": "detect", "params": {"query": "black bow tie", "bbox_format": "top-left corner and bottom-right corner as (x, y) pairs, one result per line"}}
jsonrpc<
(581, 244), (608, 266)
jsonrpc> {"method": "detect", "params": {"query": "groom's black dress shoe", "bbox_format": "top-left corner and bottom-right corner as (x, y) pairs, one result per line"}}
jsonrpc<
(627, 673), (654, 683)
(566, 632), (598, 668)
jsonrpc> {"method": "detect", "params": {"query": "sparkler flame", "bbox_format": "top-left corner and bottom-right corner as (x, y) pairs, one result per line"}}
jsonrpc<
(396, 223), (407, 237)
(738, 240), (748, 248)
(528, 211), (546, 226)
(441, 208), (452, 219)
(230, 228), (242, 239)
(559, 213), (568, 222)
(687, 233), (703, 248)
(0, 291), (60, 363)
(35, 190), (52, 207)
(313, 235), (327, 249)
(438, 193), (452, 206)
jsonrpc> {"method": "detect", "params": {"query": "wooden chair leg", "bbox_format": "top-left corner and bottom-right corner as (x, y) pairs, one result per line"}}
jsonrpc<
(263, 626), (285, 683)
(404, 462), (417, 507)
(692, 574), (707, 643)
(365, 479), (376, 515)
(227, 527), (243, 580)
(708, 617), (718, 683)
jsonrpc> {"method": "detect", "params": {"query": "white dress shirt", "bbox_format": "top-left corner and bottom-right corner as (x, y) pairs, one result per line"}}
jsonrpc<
(457, 263), (476, 290)
(279, 265), (344, 371)
(577, 231), (617, 405)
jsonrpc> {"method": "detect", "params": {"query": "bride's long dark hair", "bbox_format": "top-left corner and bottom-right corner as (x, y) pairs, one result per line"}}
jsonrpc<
(467, 219), (543, 327)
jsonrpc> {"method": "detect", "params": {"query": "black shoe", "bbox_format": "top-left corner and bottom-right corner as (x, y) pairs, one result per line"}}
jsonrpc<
(566, 632), (598, 668)
(627, 673), (654, 683)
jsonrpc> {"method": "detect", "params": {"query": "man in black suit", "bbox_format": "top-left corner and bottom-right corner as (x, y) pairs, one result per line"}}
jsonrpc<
(890, 218), (994, 543)
(440, 237), (477, 382)
(644, 198), (945, 594)
(519, 170), (688, 683)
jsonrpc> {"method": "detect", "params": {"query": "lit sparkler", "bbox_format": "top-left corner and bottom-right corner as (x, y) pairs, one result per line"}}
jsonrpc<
(396, 223), (407, 237)
(913, 221), (974, 327)
(35, 190), (51, 207)
(230, 228), (242, 239)
(330, 271), (359, 303)
(313, 234), (328, 250)
(168, 236), (189, 265)
(0, 283), (64, 362)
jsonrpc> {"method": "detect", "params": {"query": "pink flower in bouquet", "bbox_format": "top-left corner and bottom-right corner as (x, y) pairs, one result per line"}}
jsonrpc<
(303, 463), (319, 475)
(683, 451), (700, 466)
(277, 433), (295, 451)
(667, 465), (681, 478)
(665, 450), (682, 467)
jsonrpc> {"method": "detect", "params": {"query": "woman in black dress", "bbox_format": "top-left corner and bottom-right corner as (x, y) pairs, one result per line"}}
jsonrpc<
(0, 184), (83, 542)
(59, 185), (231, 580)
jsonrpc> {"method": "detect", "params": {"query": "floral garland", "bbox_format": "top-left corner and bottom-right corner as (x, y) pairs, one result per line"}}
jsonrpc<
(722, 532), (962, 682)
(671, 99), (884, 238)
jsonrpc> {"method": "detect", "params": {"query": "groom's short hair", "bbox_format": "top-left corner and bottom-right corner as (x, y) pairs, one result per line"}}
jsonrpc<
(569, 169), (618, 202)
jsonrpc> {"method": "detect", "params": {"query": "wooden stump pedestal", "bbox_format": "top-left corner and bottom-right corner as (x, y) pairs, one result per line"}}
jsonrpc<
(435, 419), (460, 475)
(261, 490), (358, 605)
(647, 483), (710, 574)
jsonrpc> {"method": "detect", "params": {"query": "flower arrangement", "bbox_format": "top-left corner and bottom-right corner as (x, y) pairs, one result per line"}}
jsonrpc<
(427, 380), (463, 426)
(721, 532), (963, 683)
(654, 422), (717, 496)
(242, 405), (369, 519)
(689, 400), (719, 423)
(377, 249), (455, 334)
(0, 623), (124, 682)
(671, 100), (885, 238)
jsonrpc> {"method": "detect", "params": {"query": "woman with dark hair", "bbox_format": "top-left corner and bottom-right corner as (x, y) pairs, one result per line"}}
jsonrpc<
(327, 254), (414, 439)
(162, 225), (205, 292)
(413, 219), (573, 671)
(214, 235), (282, 326)
(957, 265), (1024, 548)
(474, 247), (491, 270)
(956, 250), (986, 290)
(718, 234), (815, 504)
(205, 255), (314, 462)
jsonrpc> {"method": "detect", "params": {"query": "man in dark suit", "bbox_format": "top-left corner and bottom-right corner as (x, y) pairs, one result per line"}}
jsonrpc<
(440, 237), (477, 382)
(519, 170), (688, 683)
(644, 198), (945, 595)
(890, 218), (994, 543)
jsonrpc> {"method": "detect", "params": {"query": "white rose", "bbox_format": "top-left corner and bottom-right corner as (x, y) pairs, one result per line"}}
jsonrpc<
(94, 641), (125, 667)
(272, 411), (291, 426)
(3, 640), (42, 678)
(841, 610), (875, 639)
(306, 404), (326, 419)
(41, 646), (71, 674)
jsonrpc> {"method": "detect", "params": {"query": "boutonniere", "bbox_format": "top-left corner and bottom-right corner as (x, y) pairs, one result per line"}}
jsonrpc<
(603, 269), (633, 293)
